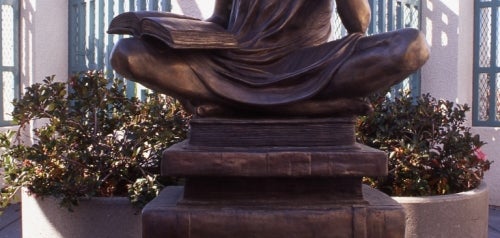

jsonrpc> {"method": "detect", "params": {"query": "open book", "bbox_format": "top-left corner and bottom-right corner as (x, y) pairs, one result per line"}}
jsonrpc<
(107, 11), (238, 49)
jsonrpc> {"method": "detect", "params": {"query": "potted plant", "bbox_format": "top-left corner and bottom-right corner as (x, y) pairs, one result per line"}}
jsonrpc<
(0, 71), (190, 238)
(357, 92), (492, 238)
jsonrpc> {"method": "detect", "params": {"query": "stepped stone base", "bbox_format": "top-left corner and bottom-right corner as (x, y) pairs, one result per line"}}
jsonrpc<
(142, 186), (405, 238)
(162, 141), (387, 178)
(142, 117), (405, 238)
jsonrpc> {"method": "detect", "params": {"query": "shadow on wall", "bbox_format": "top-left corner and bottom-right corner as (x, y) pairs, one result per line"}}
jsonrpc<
(173, 0), (215, 19)
(20, 0), (34, 89)
(22, 191), (141, 238)
(20, 0), (68, 86)
(420, 0), (460, 100)
(19, 0), (37, 146)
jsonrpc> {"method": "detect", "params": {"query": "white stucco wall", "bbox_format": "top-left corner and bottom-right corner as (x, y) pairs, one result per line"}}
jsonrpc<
(475, 126), (500, 206)
(0, 0), (67, 134)
(18, 0), (68, 140)
(20, 0), (68, 87)
(171, 0), (215, 19)
(421, 0), (500, 206)
(420, 0), (472, 104)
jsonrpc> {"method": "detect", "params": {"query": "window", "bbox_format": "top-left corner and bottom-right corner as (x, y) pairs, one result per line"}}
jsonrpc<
(473, 0), (500, 126)
(0, 0), (19, 126)
(68, 0), (171, 98)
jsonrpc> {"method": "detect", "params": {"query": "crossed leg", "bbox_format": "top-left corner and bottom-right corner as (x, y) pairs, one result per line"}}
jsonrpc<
(110, 37), (223, 112)
(318, 28), (430, 99)
(110, 28), (429, 116)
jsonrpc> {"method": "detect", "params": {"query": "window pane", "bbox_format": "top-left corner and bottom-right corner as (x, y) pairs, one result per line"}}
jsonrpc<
(497, 74), (500, 121)
(404, 1), (419, 28)
(474, 1), (500, 125)
(2, 71), (14, 121)
(497, 8), (500, 67)
(479, 7), (491, 68)
(2, 5), (14, 67)
(479, 73), (491, 122)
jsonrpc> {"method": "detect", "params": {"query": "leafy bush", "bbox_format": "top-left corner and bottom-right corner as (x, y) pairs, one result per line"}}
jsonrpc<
(357, 92), (492, 196)
(0, 71), (190, 209)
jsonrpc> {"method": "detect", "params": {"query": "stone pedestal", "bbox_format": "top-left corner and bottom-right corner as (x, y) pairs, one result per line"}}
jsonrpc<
(142, 117), (405, 238)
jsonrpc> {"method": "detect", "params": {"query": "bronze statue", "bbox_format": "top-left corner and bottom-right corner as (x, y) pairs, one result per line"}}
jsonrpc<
(109, 0), (429, 117)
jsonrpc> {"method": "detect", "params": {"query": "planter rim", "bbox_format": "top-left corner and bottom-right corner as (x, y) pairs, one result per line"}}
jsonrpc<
(22, 188), (133, 206)
(391, 181), (488, 204)
(22, 188), (141, 238)
(74, 196), (132, 205)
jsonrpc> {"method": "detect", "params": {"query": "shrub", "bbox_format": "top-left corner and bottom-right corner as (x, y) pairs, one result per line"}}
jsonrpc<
(357, 92), (492, 196)
(0, 71), (190, 210)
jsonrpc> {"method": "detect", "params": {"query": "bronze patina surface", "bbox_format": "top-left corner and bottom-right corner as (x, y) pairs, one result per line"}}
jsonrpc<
(109, 0), (429, 117)
(143, 119), (403, 238)
(143, 186), (405, 238)
(108, 1), (429, 237)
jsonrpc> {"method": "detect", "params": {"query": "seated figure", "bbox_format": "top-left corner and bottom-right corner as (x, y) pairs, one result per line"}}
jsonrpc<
(109, 0), (429, 117)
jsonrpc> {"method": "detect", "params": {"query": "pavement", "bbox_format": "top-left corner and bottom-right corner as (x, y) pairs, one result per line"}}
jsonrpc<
(0, 204), (20, 238)
(490, 206), (500, 238)
(2, 204), (500, 237)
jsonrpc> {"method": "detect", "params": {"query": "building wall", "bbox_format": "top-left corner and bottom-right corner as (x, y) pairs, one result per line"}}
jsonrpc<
(20, 0), (68, 87)
(420, 0), (470, 104)
(16, 0), (69, 138)
(0, 0), (68, 135)
(14, 0), (500, 205)
(171, 0), (215, 19)
(421, 0), (500, 205)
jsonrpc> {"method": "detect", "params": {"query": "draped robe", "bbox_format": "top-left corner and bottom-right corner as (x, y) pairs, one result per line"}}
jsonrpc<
(180, 0), (362, 106)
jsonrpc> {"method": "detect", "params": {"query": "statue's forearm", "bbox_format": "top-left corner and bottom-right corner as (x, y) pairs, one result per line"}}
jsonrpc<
(335, 0), (371, 34)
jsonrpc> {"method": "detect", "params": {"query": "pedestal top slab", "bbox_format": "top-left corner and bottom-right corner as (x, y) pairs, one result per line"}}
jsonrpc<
(162, 141), (387, 177)
(188, 117), (356, 147)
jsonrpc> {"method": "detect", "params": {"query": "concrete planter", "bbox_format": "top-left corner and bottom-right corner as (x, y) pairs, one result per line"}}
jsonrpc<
(22, 189), (141, 238)
(392, 182), (489, 238)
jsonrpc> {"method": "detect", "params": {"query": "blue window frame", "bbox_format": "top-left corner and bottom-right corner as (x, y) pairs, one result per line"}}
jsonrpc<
(473, 0), (500, 126)
(68, 0), (171, 98)
(0, 0), (19, 126)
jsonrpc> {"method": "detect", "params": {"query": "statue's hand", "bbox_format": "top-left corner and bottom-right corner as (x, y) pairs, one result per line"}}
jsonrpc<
(206, 15), (229, 28)
(335, 0), (371, 34)
(206, 0), (232, 28)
